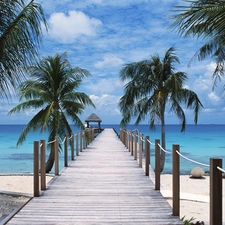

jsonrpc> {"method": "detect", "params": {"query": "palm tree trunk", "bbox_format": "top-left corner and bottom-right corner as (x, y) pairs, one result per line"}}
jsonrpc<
(45, 146), (55, 173)
(160, 104), (166, 172)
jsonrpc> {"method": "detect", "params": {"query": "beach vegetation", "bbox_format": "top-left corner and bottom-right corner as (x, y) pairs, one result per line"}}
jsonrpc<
(8, 53), (95, 173)
(171, 0), (225, 89)
(0, 0), (48, 100)
(182, 216), (195, 224)
(119, 47), (203, 172)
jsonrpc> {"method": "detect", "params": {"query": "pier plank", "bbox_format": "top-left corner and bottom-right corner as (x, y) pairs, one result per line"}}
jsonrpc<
(7, 129), (183, 225)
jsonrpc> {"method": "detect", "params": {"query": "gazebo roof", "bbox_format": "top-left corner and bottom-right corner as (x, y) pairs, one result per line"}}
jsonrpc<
(85, 113), (102, 122)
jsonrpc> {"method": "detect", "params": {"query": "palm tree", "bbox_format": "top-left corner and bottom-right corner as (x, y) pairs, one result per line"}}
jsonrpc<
(0, 0), (47, 100)
(119, 47), (203, 172)
(170, 0), (225, 88)
(9, 53), (95, 172)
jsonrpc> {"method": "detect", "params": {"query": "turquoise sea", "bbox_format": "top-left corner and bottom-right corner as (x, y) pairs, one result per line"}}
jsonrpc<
(0, 124), (225, 175)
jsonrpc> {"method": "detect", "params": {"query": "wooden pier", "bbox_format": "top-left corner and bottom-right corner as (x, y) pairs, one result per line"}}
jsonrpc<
(7, 128), (183, 225)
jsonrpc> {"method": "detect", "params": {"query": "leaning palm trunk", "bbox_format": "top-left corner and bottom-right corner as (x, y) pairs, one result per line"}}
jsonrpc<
(45, 147), (55, 173)
(160, 107), (166, 172)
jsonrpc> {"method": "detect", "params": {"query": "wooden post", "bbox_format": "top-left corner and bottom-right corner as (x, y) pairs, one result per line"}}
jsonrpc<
(155, 139), (160, 190)
(55, 136), (59, 176)
(172, 144), (180, 216)
(80, 131), (82, 152)
(40, 140), (46, 191)
(83, 130), (86, 149)
(126, 131), (129, 149)
(33, 141), (39, 197)
(76, 132), (79, 156)
(131, 133), (133, 156)
(139, 133), (143, 167)
(145, 136), (150, 176)
(210, 158), (222, 225)
(128, 132), (130, 152)
(134, 133), (137, 160)
(64, 135), (68, 167)
(71, 133), (74, 161)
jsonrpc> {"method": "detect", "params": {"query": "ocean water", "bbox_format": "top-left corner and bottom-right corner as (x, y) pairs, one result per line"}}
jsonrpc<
(0, 124), (224, 175)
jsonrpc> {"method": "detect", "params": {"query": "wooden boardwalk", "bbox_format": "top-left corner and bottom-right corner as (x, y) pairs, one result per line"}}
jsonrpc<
(7, 129), (183, 225)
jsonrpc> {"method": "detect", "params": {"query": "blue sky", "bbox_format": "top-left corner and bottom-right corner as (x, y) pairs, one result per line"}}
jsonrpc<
(1, 0), (225, 125)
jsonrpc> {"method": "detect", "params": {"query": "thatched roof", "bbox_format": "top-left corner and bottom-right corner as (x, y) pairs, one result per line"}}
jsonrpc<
(85, 113), (102, 122)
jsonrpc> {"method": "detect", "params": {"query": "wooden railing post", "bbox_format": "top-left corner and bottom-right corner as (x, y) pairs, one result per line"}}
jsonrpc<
(210, 158), (222, 225)
(145, 136), (150, 176)
(134, 132), (137, 160)
(172, 144), (180, 216)
(128, 132), (130, 152)
(55, 136), (59, 176)
(40, 140), (46, 191)
(83, 130), (86, 149)
(64, 135), (68, 167)
(126, 131), (129, 149)
(131, 132), (133, 156)
(33, 141), (39, 197)
(139, 133), (143, 167)
(71, 133), (74, 161)
(76, 132), (79, 156)
(80, 131), (83, 152)
(155, 139), (160, 190)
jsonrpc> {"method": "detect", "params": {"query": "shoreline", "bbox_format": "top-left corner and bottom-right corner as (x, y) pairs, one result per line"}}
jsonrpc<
(1, 174), (224, 224)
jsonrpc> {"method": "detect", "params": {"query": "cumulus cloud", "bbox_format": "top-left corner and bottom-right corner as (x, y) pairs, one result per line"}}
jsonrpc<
(89, 94), (120, 115)
(85, 78), (123, 95)
(208, 92), (221, 106)
(48, 10), (102, 43)
(94, 55), (124, 69)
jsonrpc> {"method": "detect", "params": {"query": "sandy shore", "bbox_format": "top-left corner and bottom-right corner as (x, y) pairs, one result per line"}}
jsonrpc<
(0, 174), (54, 222)
(0, 174), (224, 224)
(160, 174), (225, 225)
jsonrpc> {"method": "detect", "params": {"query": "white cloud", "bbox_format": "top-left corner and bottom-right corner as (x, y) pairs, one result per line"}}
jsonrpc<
(48, 10), (102, 43)
(85, 78), (123, 95)
(94, 55), (124, 68)
(89, 94), (120, 115)
(208, 92), (220, 104)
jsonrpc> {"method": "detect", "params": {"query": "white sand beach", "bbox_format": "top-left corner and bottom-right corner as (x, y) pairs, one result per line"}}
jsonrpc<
(161, 174), (225, 225)
(0, 174), (224, 224)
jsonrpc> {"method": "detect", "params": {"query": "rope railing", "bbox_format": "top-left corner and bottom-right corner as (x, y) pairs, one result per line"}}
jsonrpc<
(176, 150), (210, 167)
(217, 166), (225, 173)
(33, 128), (95, 197)
(157, 143), (172, 154)
(48, 139), (56, 144)
(68, 134), (73, 140)
(120, 127), (224, 224)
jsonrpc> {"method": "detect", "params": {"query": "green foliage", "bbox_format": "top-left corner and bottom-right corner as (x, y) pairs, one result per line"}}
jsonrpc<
(171, 0), (225, 88)
(181, 216), (196, 225)
(8, 53), (95, 147)
(119, 47), (203, 171)
(0, 0), (48, 100)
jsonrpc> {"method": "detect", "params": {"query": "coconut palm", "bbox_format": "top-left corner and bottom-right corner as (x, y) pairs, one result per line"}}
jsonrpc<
(0, 0), (47, 100)
(170, 0), (225, 88)
(119, 47), (203, 172)
(9, 53), (95, 172)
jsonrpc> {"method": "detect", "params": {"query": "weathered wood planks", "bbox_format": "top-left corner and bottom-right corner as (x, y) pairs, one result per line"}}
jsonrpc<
(7, 129), (183, 225)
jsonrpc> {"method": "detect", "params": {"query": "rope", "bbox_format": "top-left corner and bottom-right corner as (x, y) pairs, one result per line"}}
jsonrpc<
(147, 139), (155, 146)
(140, 136), (145, 142)
(68, 134), (73, 140)
(39, 143), (43, 148)
(217, 166), (225, 173)
(176, 150), (210, 167)
(48, 139), (56, 144)
(157, 143), (172, 154)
